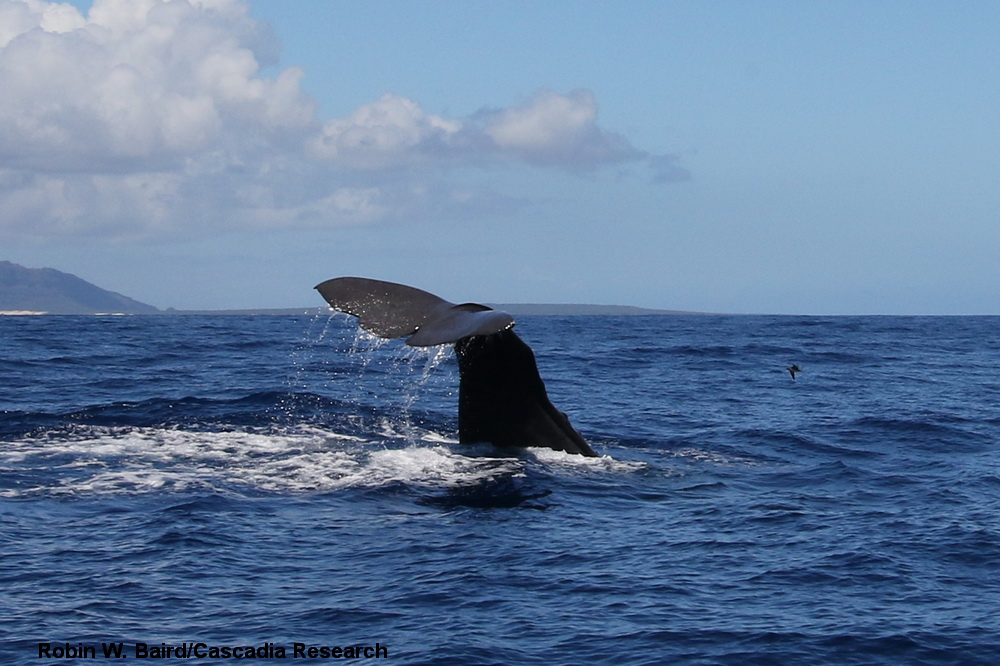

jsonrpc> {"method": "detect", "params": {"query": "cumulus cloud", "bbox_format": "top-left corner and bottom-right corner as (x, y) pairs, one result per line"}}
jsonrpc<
(308, 94), (465, 169)
(0, 0), (313, 173)
(480, 89), (642, 168)
(0, 0), (679, 241)
(308, 89), (643, 171)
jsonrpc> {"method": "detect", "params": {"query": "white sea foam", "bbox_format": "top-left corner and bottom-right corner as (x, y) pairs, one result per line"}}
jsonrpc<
(0, 425), (527, 497)
(528, 446), (647, 473)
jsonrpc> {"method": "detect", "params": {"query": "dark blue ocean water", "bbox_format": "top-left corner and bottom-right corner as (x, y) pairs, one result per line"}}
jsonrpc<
(2, 314), (999, 665)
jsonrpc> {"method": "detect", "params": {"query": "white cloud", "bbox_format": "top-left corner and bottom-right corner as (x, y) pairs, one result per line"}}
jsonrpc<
(0, 0), (313, 172)
(481, 88), (642, 168)
(0, 0), (85, 47)
(309, 89), (643, 172)
(0, 0), (677, 241)
(309, 94), (464, 169)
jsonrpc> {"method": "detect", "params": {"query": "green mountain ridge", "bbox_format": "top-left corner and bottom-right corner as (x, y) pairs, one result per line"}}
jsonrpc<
(0, 261), (159, 314)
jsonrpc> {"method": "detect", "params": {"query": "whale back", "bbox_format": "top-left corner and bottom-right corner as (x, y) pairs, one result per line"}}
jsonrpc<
(456, 329), (596, 456)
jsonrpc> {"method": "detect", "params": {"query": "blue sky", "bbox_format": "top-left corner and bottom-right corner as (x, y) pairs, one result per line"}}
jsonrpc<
(3, 0), (999, 313)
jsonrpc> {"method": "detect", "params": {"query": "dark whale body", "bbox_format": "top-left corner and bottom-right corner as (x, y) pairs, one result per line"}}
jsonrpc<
(315, 277), (596, 457)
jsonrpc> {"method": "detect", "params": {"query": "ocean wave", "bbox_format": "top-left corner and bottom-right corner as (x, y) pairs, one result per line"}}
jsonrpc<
(0, 425), (515, 497)
(0, 423), (647, 501)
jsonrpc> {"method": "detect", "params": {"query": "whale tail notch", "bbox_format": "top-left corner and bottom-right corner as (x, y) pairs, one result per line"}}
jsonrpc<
(315, 277), (596, 456)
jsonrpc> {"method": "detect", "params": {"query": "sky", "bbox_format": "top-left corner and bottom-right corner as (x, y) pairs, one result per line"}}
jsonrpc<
(2, 0), (999, 314)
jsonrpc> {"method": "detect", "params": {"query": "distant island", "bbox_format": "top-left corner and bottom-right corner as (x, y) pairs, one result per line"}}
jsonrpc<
(0, 261), (158, 314)
(1, 260), (696, 316)
(488, 303), (700, 316)
(166, 304), (694, 316)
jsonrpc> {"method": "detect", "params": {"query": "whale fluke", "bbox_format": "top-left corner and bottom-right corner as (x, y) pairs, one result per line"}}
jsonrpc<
(315, 277), (515, 346)
(315, 277), (596, 457)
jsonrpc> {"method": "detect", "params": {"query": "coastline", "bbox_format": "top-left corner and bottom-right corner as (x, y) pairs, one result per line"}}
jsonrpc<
(2, 305), (702, 317)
